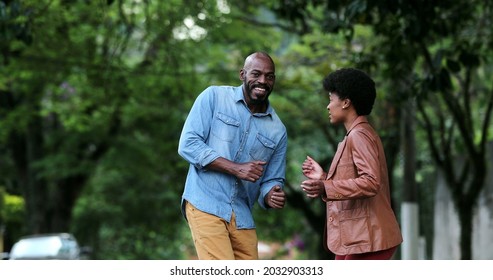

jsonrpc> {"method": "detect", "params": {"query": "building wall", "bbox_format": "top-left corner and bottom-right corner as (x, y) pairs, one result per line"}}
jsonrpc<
(432, 143), (493, 260)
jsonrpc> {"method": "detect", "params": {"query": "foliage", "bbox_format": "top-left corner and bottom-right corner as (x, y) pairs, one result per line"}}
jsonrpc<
(0, 188), (26, 249)
(265, 0), (493, 260)
(2, 0), (492, 260)
(1, 0), (301, 259)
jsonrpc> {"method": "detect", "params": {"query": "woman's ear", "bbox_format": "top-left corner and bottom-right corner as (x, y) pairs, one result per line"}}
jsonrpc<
(343, 99), (351, 109)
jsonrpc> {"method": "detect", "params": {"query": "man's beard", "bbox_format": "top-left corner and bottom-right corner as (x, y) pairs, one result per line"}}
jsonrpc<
(245, 82), (271, 104)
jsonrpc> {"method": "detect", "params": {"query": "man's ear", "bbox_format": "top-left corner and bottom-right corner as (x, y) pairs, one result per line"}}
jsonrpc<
(239, 69), (245, 81)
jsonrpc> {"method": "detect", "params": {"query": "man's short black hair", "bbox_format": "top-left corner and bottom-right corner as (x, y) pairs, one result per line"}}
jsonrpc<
(322, 68), (376, 116)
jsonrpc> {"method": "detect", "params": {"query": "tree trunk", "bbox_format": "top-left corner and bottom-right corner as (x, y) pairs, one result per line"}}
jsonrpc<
(50, 177), (86, 232)
(24, 114), (49, 234)
(458, 201), (473, 260)
(401, 97), (420, 259)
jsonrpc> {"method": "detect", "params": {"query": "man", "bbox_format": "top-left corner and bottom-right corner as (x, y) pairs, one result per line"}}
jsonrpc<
(178, 52), (287, 260)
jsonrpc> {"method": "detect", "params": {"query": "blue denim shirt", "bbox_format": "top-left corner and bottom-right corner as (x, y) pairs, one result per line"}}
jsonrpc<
(178, 85), (287, 229)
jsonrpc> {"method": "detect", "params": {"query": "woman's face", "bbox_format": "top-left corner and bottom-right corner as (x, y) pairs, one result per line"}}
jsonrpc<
(326, 92), (348, 124)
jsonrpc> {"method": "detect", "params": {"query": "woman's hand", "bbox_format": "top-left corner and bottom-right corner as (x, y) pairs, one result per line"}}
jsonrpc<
(300, 179), (325, 198)
(301, 156), (325, 180)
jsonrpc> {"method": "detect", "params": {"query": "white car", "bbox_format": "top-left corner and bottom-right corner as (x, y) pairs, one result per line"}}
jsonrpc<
(8, 233), (87, 260)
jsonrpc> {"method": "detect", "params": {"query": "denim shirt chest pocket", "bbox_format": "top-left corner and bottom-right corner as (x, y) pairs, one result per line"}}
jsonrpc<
(249, 133), (276, 162)
(211, 112), (240, 142)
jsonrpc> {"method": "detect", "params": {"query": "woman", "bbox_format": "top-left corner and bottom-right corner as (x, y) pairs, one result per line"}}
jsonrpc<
(301, 68), (402, 260)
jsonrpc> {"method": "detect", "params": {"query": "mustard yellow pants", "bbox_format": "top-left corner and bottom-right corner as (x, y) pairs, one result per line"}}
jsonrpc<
(185, 201), (258, 260)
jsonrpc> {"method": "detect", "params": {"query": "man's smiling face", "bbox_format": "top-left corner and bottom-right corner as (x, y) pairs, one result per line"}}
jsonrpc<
(240, 54), (276, 106)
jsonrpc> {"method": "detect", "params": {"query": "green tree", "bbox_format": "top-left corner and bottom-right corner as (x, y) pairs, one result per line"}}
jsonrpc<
(0, 188), (25, 251)
(1, 0), (296, 259)
(265, 0), (493, 259)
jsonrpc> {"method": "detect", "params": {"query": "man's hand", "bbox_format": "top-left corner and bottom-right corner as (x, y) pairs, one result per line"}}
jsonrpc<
(265, 185), (285, 209)
(235, 161), (266, 182)
(207, 158), (266, 182)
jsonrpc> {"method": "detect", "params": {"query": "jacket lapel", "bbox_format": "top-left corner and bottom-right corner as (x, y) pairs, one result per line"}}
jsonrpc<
(325, 116), (368, 180)
(326, 136), (347, 179)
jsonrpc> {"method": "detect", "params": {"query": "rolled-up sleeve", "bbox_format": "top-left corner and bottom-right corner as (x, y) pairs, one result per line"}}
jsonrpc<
(178, 87), (220, 169)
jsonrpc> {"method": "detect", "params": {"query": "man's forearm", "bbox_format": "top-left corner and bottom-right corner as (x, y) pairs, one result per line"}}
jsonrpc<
(206, 157), (238, 177)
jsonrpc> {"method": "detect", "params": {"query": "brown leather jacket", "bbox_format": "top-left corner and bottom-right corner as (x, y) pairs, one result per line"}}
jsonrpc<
(322, 116), (402, 255)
